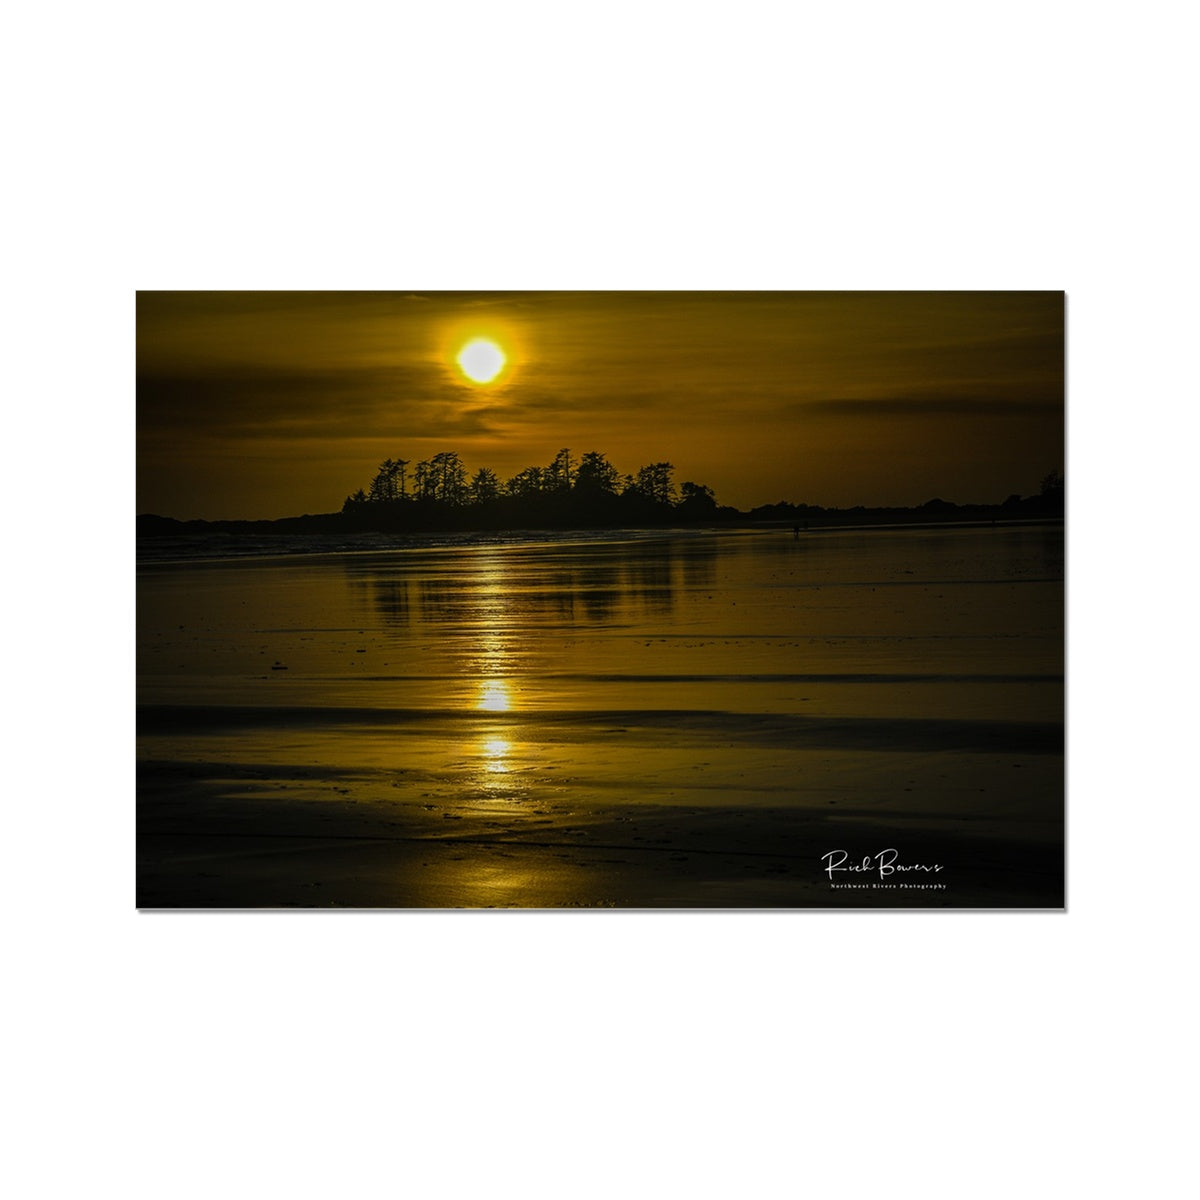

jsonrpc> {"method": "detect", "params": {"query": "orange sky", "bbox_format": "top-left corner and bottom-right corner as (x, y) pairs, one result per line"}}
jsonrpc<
(137, 291), (1063, 519)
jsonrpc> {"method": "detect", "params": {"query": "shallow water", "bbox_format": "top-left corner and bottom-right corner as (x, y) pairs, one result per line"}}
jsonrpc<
(137, 524), (1064, 907)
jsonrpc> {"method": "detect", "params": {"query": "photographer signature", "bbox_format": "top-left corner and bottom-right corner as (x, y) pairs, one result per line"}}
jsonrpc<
(821, 849), (943, 881)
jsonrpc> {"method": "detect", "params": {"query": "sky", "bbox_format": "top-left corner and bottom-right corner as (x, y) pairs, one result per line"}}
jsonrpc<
(137, 291), (1063, 520)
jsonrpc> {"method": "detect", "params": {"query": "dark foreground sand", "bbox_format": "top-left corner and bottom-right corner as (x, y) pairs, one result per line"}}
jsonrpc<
(137, 526), (1064, 908)
(138, 762), (1062, 908)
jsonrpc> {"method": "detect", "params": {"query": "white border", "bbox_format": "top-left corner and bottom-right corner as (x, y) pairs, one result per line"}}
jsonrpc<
(8, 3), (1196, 1197)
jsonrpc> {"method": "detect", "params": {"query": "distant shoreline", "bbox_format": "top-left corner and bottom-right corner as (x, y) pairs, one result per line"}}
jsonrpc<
(137, 499), (1064, 540)
(755, 514), (1063, 535)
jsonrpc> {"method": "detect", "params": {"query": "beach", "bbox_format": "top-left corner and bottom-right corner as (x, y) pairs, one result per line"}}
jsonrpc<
(137, 524), (1064, 907)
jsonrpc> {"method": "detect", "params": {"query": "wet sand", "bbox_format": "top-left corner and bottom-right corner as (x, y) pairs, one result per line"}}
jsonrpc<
(137, 526), (1064, 907)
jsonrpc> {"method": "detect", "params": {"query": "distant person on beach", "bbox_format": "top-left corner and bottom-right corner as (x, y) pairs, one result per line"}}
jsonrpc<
(793, 525), (800, 539)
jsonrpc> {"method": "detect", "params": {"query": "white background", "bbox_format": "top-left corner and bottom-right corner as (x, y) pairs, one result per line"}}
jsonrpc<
(5, 2), (1196, 1197)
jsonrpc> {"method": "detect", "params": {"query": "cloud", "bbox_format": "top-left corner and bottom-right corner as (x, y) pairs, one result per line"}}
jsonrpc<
(137, 364), (502, 440)
(797, 392), (1062, 417)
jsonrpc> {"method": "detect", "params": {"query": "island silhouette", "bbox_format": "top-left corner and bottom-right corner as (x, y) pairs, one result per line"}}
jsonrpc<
(137, 449), (1064, 537)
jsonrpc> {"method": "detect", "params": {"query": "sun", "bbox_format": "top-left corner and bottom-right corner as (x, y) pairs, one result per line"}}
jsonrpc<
(456, 338), (506, 384)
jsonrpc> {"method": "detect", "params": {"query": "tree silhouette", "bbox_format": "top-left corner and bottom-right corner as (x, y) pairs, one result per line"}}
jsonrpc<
(368, 458), (402, 502)
(632, 462), (676, 506)
(469, 466), (500, 505)
(430, 451), (467, 504)
(506, 466), (544, 498)
(1040, 469), (1064, 498)
(342, 447), (723, 532)
(413, 459), (433, 500)
(575, 450), (619, 495)
(1038, 468), (1064, 515)
(678, 481), (717, 516)
(546, 448), (574, 493)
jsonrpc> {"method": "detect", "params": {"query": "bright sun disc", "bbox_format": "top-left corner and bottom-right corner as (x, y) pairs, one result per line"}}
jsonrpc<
(457, 338), (505, 384)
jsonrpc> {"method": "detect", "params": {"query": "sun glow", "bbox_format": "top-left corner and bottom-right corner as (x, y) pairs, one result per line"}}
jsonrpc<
(456, 338), (506, 384)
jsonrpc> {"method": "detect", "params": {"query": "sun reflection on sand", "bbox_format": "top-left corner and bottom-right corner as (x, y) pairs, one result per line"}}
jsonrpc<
(481, 737), (511, 773)
(477, 680), (511, 711)
(473, 551), (518, 776)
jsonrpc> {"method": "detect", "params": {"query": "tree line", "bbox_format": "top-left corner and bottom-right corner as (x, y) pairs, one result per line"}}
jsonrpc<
(340, 448), (729, 531)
